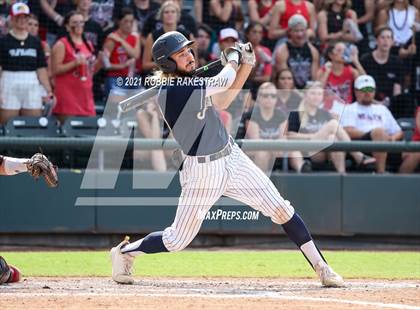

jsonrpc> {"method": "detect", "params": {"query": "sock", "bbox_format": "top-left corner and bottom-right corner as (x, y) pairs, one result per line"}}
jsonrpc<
(121, 231), (169, 256)
(3, 157), (28, 175)
(282, 213), (326, 268)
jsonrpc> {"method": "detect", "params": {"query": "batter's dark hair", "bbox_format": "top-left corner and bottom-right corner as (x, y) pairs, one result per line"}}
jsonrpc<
(63, 11), (94, 55)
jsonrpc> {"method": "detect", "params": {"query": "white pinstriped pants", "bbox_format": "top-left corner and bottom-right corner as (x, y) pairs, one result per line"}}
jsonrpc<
(162, 142), (295, 252)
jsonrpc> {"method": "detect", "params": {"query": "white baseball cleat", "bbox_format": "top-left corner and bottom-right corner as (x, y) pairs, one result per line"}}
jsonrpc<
(314, 261), (345, 288)
(110, 239), (135, 284)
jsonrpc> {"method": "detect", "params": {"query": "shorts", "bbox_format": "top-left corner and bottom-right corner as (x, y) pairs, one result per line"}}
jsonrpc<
(358, 131), (372, 141)
(0, 71), (43, 110)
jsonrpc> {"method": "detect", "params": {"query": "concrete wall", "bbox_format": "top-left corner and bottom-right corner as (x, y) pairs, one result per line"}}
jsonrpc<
(0, 171), (419, 236)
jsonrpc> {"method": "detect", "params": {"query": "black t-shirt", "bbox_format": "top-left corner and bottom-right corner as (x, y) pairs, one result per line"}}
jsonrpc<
(158, 79), (228, 156)
(131, 1), (160, 33)
(287, 41), (313, 89)
(84, 18), (104, 52)
(0, 33), (47, 71)
(249, 108), (287, 139)
(288, 109), (332, 134)
(360, 52), (404, 101)
(277, 91), (302, 112)
(142, 10), (198, 39)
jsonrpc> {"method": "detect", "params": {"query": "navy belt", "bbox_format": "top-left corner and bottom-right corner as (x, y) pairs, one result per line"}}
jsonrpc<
(196, 137), (234, 164)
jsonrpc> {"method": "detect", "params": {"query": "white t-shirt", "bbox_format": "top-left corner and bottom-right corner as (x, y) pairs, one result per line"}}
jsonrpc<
(340, 102), (401, 135)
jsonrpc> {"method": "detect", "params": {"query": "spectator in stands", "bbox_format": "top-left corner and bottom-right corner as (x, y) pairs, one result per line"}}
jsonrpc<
(399, 106), (420, 173)
(351, 0), (375, 55)
(248, 0), (276, 28)
(143, 0), (197, 41)
(341, 75), (403, 173)
(76, 0), (104, 52)
(89, 0), (118, 32)
(317, 0), (363, 48)
(360, 26), (403, 103)
(0, 3), (53, 125)
(102, 8), (140, 100)
(27, 14), (51, 75)
(40, 0), (76, 45)
(135, 100), (168, 171)
(0, 0), (13, 36)
(317, 41), (365, 106)
(248, 0), (277, 48)
(376, 0), (419, 59)
(130, 0), (160, 35)
(194, 0), (244, 33)
(196, 23), (216, 67)
(275, 68), (303, 113)
(287, 81), (376, 173)
(51, 11), (99, 123)
(268, 0), (316, 46)
(245, 22), (272, 97)
(246, 82), (306, 173)
(142, 1), (194, 73)
(214, 27), (239, 54)
(274, 14), (319, 90)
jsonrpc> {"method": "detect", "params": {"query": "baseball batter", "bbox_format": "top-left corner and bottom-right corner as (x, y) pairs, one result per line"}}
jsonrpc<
(111, 31), (344, 287)
(0, 153), (58, 285)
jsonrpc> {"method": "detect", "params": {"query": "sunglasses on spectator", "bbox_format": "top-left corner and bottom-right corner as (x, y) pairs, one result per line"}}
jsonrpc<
(358, 87), (375, 93)
(260, 93), (277, 99)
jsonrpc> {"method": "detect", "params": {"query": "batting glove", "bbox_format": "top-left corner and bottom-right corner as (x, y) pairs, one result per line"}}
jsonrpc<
(236, 42), (256, 67)
(221, 46), (242, 66)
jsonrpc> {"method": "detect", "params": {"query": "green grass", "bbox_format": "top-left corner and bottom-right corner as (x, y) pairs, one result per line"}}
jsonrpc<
(2, 250), (419, 279)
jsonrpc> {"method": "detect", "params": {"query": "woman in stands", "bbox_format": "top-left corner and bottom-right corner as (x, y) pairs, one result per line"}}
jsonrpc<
(317, 41), (365, 107)
(102, 7), (140, 100)
(142, 1), (194, 73)
(275, 68), (303, 114)
(0, 3), (53, 125)
(51, 11), (100, 124)
(246, 82), (307, 173)
(376, 0), (419, 59)
(287, 81), (375, 173)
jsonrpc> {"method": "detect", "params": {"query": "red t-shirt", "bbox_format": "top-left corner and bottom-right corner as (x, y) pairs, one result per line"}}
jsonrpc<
(413, 107), (420, 141)
(256, 0), (276, 17)
(106, 32), (138, 77)
(279, 0), (310, 29)
(323, 65), (354, 108)
(53, 37), (95, 116)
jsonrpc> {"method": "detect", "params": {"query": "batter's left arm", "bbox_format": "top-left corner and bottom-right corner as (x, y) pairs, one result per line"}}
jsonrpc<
(212, 64), (253, 110)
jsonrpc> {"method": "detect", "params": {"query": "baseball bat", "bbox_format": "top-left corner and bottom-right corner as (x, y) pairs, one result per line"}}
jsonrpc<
(118, 58), (222, 113)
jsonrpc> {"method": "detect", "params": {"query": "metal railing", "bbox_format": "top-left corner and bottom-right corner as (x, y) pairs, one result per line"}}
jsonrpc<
(1, 137), (420, 152)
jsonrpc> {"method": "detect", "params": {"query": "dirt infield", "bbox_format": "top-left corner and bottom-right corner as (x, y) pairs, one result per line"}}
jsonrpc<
(1, 277), (419, 310)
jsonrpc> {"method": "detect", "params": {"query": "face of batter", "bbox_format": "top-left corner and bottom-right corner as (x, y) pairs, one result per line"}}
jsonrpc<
(171, 46), (196, 74)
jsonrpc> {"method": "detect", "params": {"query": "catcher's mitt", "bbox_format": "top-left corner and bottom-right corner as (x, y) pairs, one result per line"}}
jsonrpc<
(26, 153), (58, 187)
(0, 256), (11, 285)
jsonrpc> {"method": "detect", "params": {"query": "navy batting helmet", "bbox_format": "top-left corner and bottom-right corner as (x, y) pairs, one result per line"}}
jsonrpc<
(152, 31), (194, 73)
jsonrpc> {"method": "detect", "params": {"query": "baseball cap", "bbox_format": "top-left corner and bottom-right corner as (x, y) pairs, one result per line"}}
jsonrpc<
(10, 3), (30, 17)
(219, 28), (239, 42)
(354, 75), (376, 90)
(288, 14), (308, 29)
